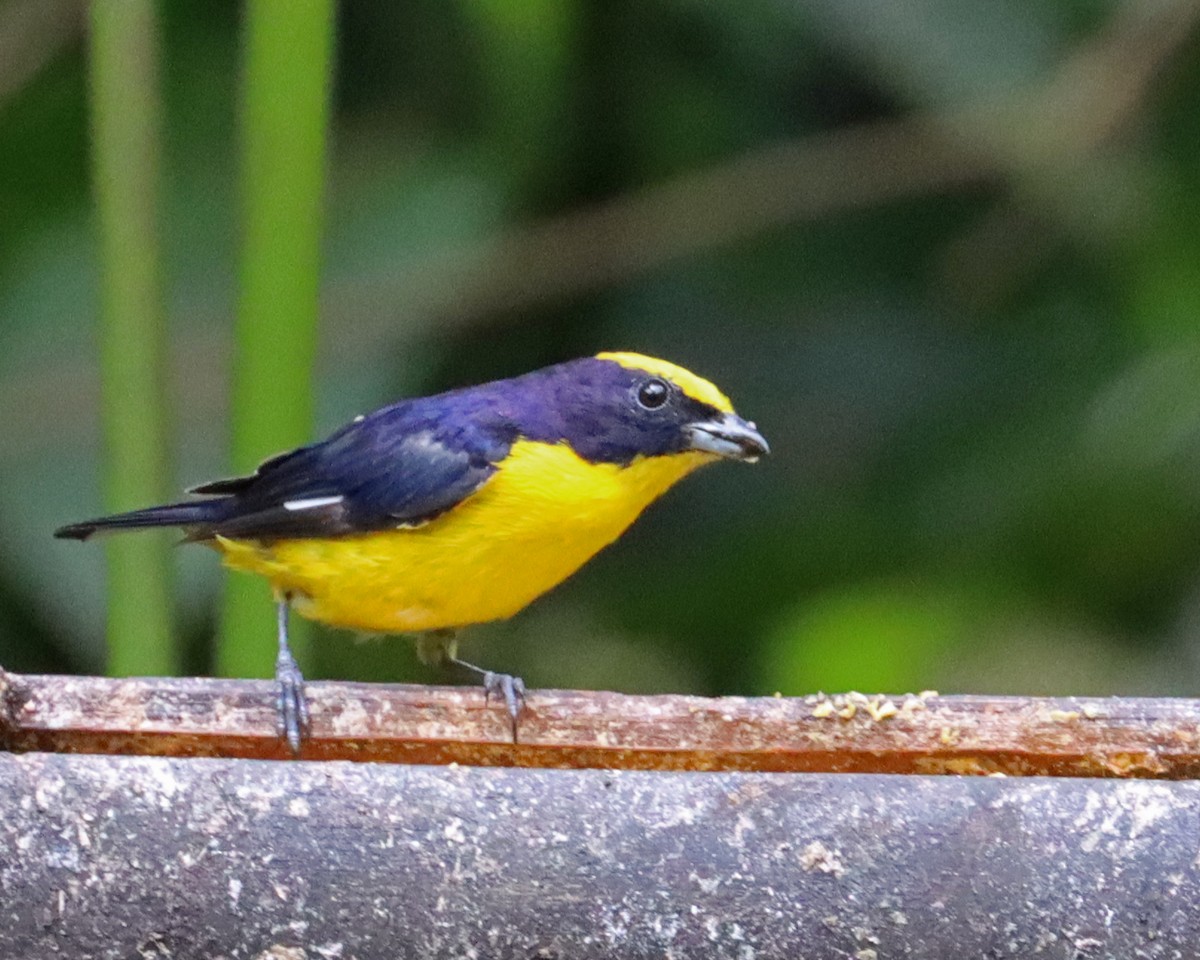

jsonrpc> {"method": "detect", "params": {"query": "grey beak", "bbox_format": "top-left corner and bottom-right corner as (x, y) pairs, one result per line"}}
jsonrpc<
(686, 413), (770, 462)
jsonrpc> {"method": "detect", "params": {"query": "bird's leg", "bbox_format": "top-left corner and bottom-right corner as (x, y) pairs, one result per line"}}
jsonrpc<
(274, 594), (310, 754)
(420, 629), (526, 743)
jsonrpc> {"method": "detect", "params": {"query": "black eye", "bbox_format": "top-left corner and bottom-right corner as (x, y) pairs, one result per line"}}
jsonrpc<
(636, 378), (670, 410)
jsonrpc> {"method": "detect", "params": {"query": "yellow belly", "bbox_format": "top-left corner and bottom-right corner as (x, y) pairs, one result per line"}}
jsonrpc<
(216, 440), (713, 633)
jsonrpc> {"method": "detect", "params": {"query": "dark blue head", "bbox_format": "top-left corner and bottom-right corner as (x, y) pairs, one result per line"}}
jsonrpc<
(491, 352), (769, 466)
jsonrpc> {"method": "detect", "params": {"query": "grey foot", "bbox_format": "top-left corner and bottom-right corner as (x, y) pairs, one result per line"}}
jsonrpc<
(446, 654), (527, 743)
(483, 671), (527, 743)
(275, 656), (310, 754)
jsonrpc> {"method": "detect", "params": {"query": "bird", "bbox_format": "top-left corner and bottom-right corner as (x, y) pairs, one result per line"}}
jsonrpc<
(55, 352), (769, 751)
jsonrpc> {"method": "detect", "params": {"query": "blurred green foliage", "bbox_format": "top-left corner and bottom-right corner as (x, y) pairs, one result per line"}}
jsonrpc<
(3, 0), (1200, 698)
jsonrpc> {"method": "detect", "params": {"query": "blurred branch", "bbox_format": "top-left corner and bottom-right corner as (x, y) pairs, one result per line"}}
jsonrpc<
(937, 0), (1200, 304)
(326, 120), (996, 353)
(4, 671), (1200, 777)
(88, 0), (175, 675)
(333, 2), (1200, 345)
(218, 0), (336, 680)
(0, 0), (83, 108)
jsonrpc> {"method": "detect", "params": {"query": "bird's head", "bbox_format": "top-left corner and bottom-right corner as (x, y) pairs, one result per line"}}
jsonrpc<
(507, 352), (769, 467)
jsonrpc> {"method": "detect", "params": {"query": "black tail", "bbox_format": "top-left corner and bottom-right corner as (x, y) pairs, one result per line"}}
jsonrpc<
(54, 500), (229, 541)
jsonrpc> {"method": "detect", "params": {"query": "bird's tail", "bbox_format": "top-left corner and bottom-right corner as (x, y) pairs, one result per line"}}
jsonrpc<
(54, 500), (228, 541)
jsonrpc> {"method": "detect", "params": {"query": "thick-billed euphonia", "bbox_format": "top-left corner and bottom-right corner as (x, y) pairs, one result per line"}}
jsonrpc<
(56, 352), (768, 750)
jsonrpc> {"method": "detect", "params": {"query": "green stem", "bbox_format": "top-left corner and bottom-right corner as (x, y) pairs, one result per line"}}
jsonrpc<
(89, 0), (175, 676)
(217, 0), (336, 678)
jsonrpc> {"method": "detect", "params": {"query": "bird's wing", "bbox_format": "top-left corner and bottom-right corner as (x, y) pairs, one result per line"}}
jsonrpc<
(196, 410), (509, 541)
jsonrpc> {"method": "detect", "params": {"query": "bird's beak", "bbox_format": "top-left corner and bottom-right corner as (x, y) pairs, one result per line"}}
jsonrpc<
(686, 413), (770, 462)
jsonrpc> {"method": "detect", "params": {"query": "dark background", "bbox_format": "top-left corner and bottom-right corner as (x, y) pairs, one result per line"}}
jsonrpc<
(4, 0), (1200, 699)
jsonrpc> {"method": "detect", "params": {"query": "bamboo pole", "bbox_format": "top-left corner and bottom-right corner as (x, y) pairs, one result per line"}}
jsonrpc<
(218, 0), (336, 680)
(88, 0), (175, 676)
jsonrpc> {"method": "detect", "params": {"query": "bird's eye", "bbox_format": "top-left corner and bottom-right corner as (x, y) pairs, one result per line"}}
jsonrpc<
(636, 378), (671, 410)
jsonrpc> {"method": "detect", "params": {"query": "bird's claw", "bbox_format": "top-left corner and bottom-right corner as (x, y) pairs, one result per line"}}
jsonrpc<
(483, 671), (526, 742)
(275, 658), (310, 755)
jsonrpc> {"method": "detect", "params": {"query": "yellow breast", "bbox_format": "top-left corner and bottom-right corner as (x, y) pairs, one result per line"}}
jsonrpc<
(216, 440), (714, 633)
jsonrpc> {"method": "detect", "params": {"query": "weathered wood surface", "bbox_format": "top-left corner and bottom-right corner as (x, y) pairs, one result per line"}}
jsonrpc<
(3, 670), (1200, 776)
(1, 753), (1198, 959)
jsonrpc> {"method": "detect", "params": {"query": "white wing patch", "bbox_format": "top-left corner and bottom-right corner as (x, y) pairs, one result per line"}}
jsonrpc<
(283, 495), (345, 512)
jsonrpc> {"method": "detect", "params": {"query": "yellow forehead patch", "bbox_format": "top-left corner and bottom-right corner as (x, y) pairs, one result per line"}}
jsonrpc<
(596, 352), (734, 413)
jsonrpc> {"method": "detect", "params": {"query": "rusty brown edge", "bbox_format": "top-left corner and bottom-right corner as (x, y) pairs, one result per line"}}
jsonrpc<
(3, 671), (1200, 778)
